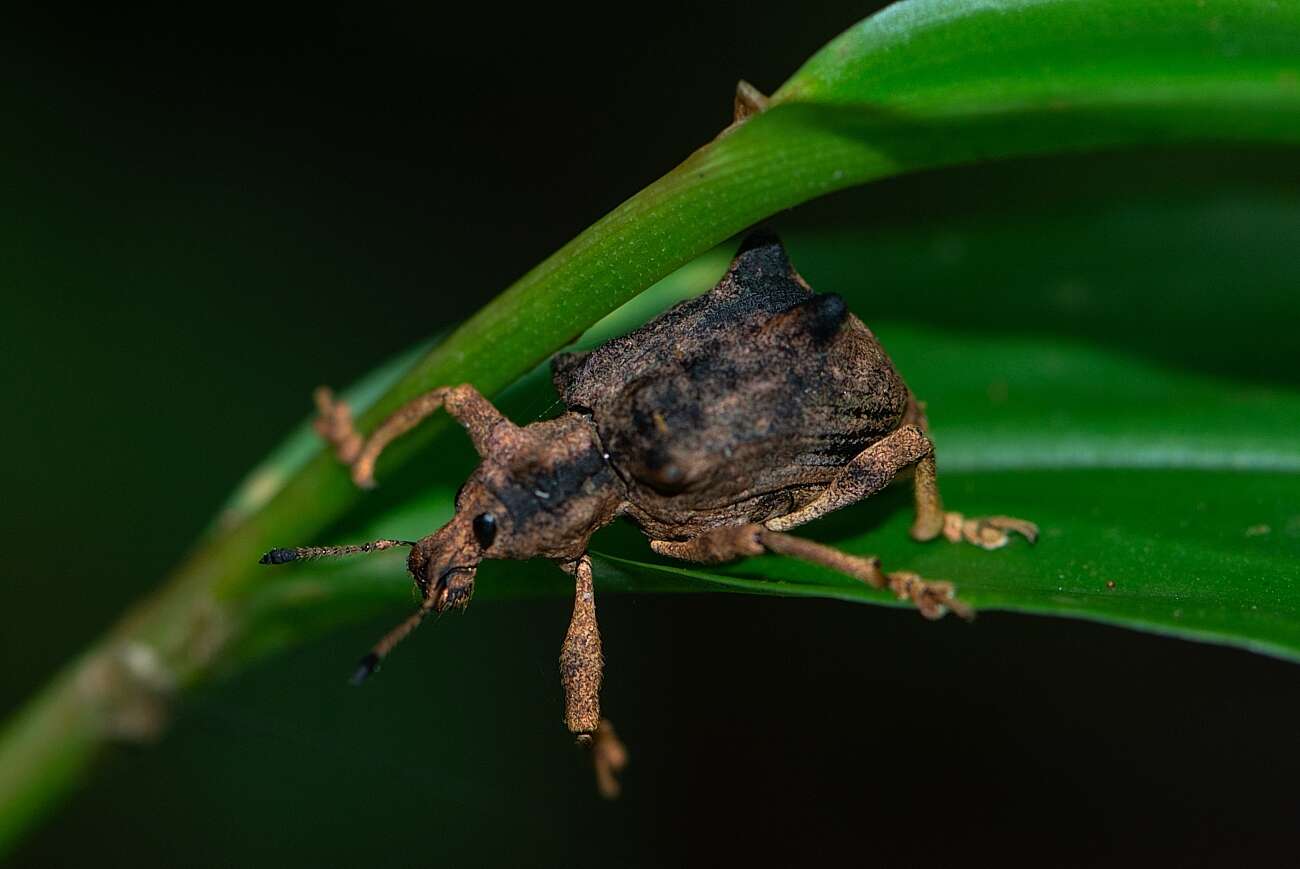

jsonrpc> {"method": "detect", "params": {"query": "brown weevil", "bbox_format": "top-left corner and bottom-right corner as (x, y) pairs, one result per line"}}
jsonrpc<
(262, 231), (1037, 797)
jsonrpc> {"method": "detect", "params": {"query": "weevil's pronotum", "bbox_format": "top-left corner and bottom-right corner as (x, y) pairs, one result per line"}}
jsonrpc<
(262, 232), (1037, 796)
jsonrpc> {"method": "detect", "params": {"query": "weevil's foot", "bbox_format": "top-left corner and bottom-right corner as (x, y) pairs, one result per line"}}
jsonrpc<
(829, 552), (972, 621)
(733, 79), (769, 122)
(943, 512), (1039, 550)
(582, 719), (628, 799)
(714, 81), (770, 141)
(887, 571), (973, 621)
(313, 386), (366, 472)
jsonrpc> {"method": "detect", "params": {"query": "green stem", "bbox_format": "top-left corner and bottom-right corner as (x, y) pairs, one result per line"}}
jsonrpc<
(0, 567), (225, 851)
(0, 658), (101, 850)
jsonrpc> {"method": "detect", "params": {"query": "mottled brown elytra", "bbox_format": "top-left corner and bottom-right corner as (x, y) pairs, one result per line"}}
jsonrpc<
(262, 231), (1036, 797)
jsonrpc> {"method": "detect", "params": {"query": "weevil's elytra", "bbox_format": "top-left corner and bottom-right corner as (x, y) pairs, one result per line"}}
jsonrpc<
(262, 230), (1037, 797)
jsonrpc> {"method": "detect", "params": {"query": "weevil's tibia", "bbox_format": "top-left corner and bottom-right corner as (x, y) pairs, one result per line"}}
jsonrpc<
(762, 422), (1038, 551)
(258, 538), (415, 565)
(559, 556), (628, 798)
(651, 525), (974, 620)
(314, 383), (511, 489)
(759, 530), (973, 620)
(559, 555), (603, 736)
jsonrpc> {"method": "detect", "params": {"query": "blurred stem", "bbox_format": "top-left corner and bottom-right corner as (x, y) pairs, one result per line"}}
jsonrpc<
(0, 500), (410, 853)
(4, 0), (1300, 855)
(0, 659), (100, 851)
(0, 573), (219, 851)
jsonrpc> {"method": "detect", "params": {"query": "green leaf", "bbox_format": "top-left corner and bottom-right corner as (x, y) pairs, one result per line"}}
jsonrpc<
(280, 181), (1300, 662)
(218, 0), (1300, 605)
(4, 0), (1300, 855)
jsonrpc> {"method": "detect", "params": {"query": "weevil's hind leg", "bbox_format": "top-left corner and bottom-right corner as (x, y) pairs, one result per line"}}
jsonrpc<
(760, 529), (972, 620)
(313, 383), (512, 488)
(904, 396), (1038, 549)
(765, 424), (934, 532)
(559, 555), (628, 798)
(652, 525), (971, 620)
(760, 416), (1037, 551)
(909, 453), (1039, 549)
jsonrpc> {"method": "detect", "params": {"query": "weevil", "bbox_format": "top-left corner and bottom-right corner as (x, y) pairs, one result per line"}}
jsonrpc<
(261, 232), (1037, 797)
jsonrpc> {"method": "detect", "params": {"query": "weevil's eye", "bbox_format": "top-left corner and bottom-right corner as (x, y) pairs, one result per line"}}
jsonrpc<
(472, 512), (497, 549)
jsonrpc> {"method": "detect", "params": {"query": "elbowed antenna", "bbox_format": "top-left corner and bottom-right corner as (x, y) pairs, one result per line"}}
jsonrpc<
(256, 536), (436, 684)
(258, 538), (416, 565)
(350, 592), (443, 685)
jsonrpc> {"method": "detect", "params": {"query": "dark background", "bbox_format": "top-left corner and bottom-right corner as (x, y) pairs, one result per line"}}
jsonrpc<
(3, 3), (1298, 867)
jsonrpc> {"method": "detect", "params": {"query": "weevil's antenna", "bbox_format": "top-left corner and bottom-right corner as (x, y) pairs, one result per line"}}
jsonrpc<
(258, 538), (416, 565)
(350, 593), (441, 685)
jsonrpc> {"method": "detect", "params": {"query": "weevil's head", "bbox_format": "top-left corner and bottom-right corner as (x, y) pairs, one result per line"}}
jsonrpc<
(408, 413), (623, 611)
(405, 515), (481, 612)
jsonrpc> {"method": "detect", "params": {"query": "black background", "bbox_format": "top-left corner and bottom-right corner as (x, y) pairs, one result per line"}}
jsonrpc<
(3, 3), (1298, 866)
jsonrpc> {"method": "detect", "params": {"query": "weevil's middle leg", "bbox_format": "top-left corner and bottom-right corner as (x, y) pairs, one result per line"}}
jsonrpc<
(559, 555), (627, 798)
(652, 525), (970, 620)
(559, 555), (603, 736)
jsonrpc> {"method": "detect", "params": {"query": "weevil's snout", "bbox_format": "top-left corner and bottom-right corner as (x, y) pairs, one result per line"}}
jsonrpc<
(408, 519), (482, 612)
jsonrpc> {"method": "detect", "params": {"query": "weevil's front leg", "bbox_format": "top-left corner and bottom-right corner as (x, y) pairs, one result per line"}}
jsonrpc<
(652, 525), (969, 620)
(314, 383), (511, 488)
(559, 555), (628, 798)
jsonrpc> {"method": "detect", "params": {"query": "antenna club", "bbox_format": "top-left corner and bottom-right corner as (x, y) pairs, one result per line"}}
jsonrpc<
(350, 653), (380, 686)
(259, 548), (299, 565)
